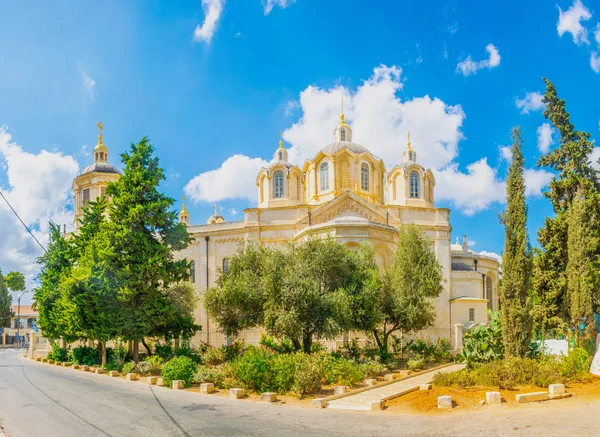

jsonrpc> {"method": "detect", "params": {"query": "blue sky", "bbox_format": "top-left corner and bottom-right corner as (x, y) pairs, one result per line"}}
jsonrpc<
(1, 0), (600, 296)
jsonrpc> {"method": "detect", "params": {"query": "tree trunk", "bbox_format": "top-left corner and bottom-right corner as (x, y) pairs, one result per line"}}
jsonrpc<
(174, 337), (180, 351)
(141, 338), (152, 355)
(302, 332), (312, 354)
(101, 341), (107, 366)
(373, 330), (384, 352)
(291, 338), (302, 351)
(133, 340), (139, 363)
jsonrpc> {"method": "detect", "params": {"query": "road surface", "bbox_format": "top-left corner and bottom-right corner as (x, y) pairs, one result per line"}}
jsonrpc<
(0, 349), (598, 436)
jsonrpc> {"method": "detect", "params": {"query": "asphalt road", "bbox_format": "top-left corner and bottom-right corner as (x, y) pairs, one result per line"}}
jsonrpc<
(1, 349), (599, 437)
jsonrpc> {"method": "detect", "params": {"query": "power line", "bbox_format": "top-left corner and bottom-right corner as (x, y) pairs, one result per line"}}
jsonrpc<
(0, 189), (47, 253)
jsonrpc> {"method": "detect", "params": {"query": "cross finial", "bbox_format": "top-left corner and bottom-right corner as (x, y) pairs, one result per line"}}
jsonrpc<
(407, 130), (412, 150)
(97, 121), (104, 145)
(213, 203), (218, 214)
(340, 97), (345, 124)
(279, 130), (283, 149)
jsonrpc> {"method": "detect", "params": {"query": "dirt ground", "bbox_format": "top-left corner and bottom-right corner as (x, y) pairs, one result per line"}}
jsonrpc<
(385, 375), (600, 415)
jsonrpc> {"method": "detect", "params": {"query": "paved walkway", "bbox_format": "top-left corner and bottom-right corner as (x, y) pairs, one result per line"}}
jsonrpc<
(326, 363), (466, 411)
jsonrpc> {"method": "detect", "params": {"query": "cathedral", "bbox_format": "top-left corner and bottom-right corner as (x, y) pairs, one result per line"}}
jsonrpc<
(72, 115), (500, 349)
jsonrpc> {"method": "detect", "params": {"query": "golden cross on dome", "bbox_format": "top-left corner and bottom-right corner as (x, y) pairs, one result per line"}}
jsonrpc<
(340, 96), (345, 124)
(213, 203), (218, 214)
(279, 130), (283, 149)
(407, 131), (412, 150)
(97, 121), (104, 145)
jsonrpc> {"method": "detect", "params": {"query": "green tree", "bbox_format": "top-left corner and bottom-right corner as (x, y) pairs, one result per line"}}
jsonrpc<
(5, 271), (25, 292)
(206, 239), (380, 353)
(104, 137), (193, 361)
(372, 225), (444, 355)
(532, 78), (600, 333)
(565, 189), (599, 343)
(34, 223), (73, 341)
(0, 269), (13, 328)
(499, 127), (532, 357)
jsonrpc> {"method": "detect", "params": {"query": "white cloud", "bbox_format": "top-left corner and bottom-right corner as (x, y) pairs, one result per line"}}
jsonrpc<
(467, 239), (476, 247)
(263, 0), (295, 15)
(499, 145), (512, 162)
(229, 208), (238, 216)
(557, 0), (592, 45)
(0, 127), (79, 300)
(590, 147), (600, 171)
(185, 64), (552, 215)
(80, 144), (90, 156)
(479, 251), (502, 265)
(456, 44), (501, 76)
(193, 0), (225, 44)
(524, 169), (553, 198)
(81, 71), (96, 101)
(285, 100), (300, 116)
(595, 23), (600, 44)
(515, 91), (545, 114)
(537, 123), (555, 153)
(591, 52), (600, 73)
(184, 154), (268, 203)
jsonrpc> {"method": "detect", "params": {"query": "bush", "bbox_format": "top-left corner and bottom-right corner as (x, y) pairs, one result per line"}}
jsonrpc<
(359, 360), (388, 379)
(138, 355), (164, 376)
(174, 344), (203, 365)
(291, 353), (326, 397)
(122, 361), (137, 375)
(107, 344), (128, 371)
(194, 363), (236, 388)
(259, 335), (295, 354)
(161, 356), (197, 388)
(458, 310), (504, 367)
(224, 339), (247, 361)
(155, 343), (173, 360)
(407, 338), (452, 363)
(232, 346), (275, 392)
(50, 342), (68, 362)
(407, 358), (426, 371)
(203, 347), (227, 366)
(70, 345), (100, 366)
(322, 356), (365, 386)
(560, 347), (591, 381)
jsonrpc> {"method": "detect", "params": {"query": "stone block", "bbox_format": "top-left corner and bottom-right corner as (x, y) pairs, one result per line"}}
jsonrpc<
(200, 383), (215, 394)
(172, 380), (184, 390)
(548, 384), (565, 395)
(384, 373), (399, 381)
(95, 368), (104, 374)
(126, 373), (138, 381)
(55, 361), (62, 366)
(549, 392), (572, 400)
(486, 392), (501, 405)
(515, 392), (548, 403)
(157, 377), (164, 387)
(147, 376), (158, 385)
(370, 400), (384, 410)
(438, 395), (453, 409)
(35, 356), (42, 362)
(81, 365), (89, 371)
(230, 388), (245, 399)
(311, 398), (325, 408)
(334, 386), (349, 395)
(364, 379), (377, 386)
(261, 392), (278, 402)
(108, 371), (119, 377)
(398, 370), (413, 377)
(71, 364), (80, 370)
(420, 384), (432, 391)
(42, 358), (49, 363)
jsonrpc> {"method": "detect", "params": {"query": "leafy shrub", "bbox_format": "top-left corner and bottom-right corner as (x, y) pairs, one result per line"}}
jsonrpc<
(107, 344), (128, 371)
(359, 360), (388, 379)
(259, 335), (295, 354)
(340, 338), (362, 360)
(407, 358), (426, 371)
(271, 353), (297, 392)
(138, 355), (164, 376)
(224, 339), (247, 361)
(122, 361), (137, 375)
(50, 342), (68, 362)
(70, 345), (100, 366)
(407, 338), (453, 363)
(232, 346), (275, 391)
(458, 310), (504, 367)
(322, 356), (365, 386)
(161, 356), (197, 388)
(155, 343), (174, 360)
(174, 344), (203, 364)
(290, 353), (326, 396)
(203, 347), (227, 366)
(194, 363), (236, 388)
(560, 347), (591, 381)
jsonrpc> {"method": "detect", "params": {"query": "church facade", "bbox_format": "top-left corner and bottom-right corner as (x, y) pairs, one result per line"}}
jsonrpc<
(72, 115), (500, 349)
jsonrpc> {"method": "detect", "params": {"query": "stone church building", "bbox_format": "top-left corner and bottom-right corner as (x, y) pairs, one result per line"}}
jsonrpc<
(72, 116), (500, 349)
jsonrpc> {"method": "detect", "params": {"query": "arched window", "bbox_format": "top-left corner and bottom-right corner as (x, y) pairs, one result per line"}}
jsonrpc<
(296, 175), (302, 201)
(408, 150), (416, 161)
(486, 276), (493, 310)
(361, 163), (369, 191)
(222, 258), (230, 275)
(320, 162), (329, 191)
(273, 170), (284, 198)
(340, 127), (346, 141)
(409, 171), (420, 198)
(190, 261), (195, 283)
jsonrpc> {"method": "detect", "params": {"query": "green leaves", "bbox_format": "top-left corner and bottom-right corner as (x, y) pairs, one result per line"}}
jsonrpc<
(0, 269), (13, 327)
(458, 310), (504, 367)
(4, 271), (25, 292)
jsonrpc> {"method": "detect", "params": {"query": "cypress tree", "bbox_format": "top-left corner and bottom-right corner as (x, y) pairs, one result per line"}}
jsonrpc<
(500, 127), (532, 357)
(0, 269), (13, 328)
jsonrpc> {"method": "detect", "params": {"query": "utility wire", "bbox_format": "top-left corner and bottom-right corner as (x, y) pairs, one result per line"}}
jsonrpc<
(0, 189), (47, 253)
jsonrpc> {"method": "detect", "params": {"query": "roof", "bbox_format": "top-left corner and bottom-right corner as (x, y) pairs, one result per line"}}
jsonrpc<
(322, 141), (368, 155)
(11, 305), (38, 316)
(79, 162), (120, 176)
(451, 261), (474, 271)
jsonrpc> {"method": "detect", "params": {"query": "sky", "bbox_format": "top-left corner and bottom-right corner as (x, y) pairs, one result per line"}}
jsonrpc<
(1, 0), (599, 303)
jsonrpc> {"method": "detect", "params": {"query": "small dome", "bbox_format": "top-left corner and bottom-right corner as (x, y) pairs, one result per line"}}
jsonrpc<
(451, 261), (474, 271)
(322, 141), (368, 155)
(207, 204), (225, 225)
(79, 162), (120, 176)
